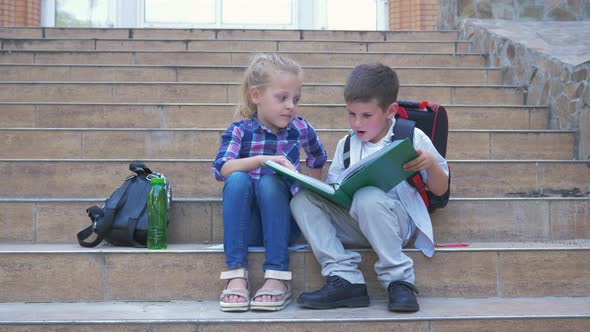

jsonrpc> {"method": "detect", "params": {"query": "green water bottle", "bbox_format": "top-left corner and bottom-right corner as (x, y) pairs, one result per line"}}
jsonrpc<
(147, 177), (168, 249)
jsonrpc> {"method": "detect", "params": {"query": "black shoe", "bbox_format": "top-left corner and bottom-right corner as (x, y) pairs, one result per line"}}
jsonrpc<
(387, 280), (419, 312)
(297, 275), (370, 309)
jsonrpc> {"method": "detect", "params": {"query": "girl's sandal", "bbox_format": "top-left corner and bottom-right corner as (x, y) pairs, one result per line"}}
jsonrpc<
(219, 268), (250, 312)
(250, 270), (292, 311)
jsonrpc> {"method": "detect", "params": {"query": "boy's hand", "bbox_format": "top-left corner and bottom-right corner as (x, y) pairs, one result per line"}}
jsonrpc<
(265, 155), (297, 171)
(403, 149), (436, 172)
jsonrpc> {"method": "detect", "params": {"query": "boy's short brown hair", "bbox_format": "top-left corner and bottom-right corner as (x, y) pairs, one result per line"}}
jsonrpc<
(344, 63), (399, 111)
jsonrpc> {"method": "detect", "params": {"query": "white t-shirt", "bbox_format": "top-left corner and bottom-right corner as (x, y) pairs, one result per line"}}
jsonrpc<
(327, 119), (449, 257)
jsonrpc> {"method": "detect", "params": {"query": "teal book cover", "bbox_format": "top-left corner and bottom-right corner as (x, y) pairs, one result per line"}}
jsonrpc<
(265, 138), (418, 209)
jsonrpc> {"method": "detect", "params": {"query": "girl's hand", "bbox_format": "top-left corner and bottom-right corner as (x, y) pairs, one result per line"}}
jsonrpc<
(403, 149), (436, 172)
(264, 155), (296, 171)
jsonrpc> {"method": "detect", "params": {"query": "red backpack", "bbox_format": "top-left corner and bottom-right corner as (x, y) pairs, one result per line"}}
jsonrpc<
(343, 100), (450, 212)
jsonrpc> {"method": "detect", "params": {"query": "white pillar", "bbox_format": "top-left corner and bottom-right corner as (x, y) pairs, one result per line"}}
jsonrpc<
(40, 0), (56, 27)
(298, 0), (316, 29)
(117, 0), (141, 28)
(377, 0), (389, 31)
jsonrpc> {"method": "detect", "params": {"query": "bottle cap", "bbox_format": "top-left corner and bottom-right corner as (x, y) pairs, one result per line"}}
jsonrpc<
(150, 177), (165, 185)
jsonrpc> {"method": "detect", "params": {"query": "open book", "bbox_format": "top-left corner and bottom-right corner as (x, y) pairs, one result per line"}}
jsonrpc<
(264, 138), (418, 209)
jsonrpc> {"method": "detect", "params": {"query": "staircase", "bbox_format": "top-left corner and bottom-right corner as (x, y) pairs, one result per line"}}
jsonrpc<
(0, 27), (589, 331)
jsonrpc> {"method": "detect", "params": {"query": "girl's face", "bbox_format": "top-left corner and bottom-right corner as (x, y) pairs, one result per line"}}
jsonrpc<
(250, 71), (302, 132)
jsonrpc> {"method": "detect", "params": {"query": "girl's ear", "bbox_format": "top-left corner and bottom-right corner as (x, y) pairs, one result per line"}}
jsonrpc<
(249, 87), (262, 104)
(386, 102), (398, 119)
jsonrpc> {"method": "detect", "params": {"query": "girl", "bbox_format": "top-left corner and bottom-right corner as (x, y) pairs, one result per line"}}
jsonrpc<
(211, 53), (327, 312)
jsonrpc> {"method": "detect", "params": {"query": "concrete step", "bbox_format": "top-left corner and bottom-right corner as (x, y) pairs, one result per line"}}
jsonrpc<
(0, 50), (486, 67)
(0, 82), (524, 104)
(0, 128), (574, 160)
(0, 160), (587, 198)
(0, 64), (501, 85)
(0, 103), (550, 130)
(0, 242), (588, 302)
(0, 27), (461, 41)
(1, 198), (587, 244)
(0, 38), (471, 53)
(0, 297), (589, 331)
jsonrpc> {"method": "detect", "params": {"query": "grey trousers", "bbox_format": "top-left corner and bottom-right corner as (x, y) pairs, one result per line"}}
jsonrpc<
(290, 187), (415, 288)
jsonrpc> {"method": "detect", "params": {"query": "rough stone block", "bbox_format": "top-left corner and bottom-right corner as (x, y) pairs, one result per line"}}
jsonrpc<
(0, 104), (33, 127)
(432, 200), (550, 242)
(0, 254), (103, 302)
(491, 132), (574, 159)
(550, 199), (590, 240)
(579, 104), (590, 159)
(36, 105), (161, 128)
(168, 201), (213, 243)
(519, 5), (544, 19)
(36, 202), (97, 243)
(0, 131), (81, 158)
(434, 319), (590, 332)
(548, 7), (577, 20)
(0, 203), (33, 242)
(500, 251), (590, 296)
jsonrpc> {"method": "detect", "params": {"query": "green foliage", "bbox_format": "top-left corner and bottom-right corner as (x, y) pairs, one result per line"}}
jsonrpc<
(55, 10), (91, 27)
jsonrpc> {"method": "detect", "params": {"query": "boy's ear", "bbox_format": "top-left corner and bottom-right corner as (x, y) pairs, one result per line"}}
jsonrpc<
(386, 102), (398, 119)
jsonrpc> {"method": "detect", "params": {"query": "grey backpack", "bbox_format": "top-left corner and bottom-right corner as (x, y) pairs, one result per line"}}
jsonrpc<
(77, 162), (172, 247)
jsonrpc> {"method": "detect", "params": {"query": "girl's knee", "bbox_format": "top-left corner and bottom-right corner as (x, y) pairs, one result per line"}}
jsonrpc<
(225, 171), (251, 187)
(256, 174), (289, 194)
(223, 172), (253, 195)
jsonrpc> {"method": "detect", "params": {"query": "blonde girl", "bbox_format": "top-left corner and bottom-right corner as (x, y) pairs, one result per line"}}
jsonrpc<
(211, 54), (327, 311)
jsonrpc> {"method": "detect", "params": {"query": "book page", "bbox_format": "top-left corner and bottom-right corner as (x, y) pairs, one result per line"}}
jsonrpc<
(336, 139), (403, 184)
(337, 138), (417, 198)
(264, 160), (335, 194)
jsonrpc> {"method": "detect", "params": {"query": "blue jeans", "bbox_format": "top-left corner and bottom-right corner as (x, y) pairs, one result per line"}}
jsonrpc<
(222, 172), (301, 271)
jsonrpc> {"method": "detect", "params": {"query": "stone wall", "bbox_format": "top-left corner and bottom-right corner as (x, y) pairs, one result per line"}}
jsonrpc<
(437, 0), (457, 29)
(461, 20), (590, 159)
(456, 0), (590, 21)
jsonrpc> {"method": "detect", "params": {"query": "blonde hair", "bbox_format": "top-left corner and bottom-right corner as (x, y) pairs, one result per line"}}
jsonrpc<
(236, 53), (303, 119)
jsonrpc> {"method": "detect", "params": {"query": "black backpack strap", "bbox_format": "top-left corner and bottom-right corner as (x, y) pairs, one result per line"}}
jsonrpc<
(343, 134), (352, 169)
(77, 178), (134, 247)
(343, 119), (415, 169)
(122, 177), (152, 247)
(393, 118), (430, 209)
(123, 204), (148, 248)
(126, 209), (148, 247)
(129, 162), (152, 175)
(392, 118), (415, 142)
(76, 206), (105, 248)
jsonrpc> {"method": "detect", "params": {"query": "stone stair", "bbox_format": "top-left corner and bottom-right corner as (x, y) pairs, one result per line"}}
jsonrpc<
(0, 28), (589, 331)
(0, 64), (501, 84)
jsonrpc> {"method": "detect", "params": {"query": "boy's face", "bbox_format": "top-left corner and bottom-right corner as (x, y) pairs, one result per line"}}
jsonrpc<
(347, 99), (396, 143)
(250, 71), (302, 132)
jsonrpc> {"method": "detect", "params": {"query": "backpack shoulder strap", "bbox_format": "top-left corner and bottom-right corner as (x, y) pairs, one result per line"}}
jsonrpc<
(120, 175), (152, 247)
(393, 118), (415, 142)
(76, 205), (105, 248)
(343, 134), (352, 169)
(343, 118), (415, 169)
(393, 118), (430, 209)
(129, 162), (152, 175)
(77, 177), (134, 247)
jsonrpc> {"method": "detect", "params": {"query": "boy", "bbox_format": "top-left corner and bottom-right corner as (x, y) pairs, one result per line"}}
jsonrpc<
(290, 63), (449, 312)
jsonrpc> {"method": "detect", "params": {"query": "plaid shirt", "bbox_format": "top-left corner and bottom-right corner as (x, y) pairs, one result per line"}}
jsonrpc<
(211, 115), (327, 194)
